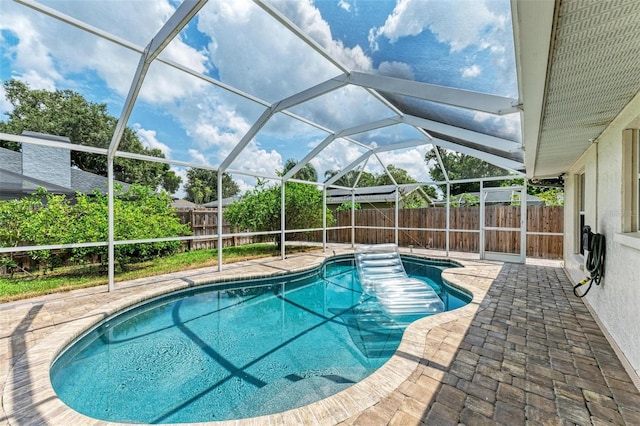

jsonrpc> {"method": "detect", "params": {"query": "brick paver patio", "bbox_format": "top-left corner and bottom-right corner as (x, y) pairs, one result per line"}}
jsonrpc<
(1, 248), (639, 425)
(384, 263), (640, 425)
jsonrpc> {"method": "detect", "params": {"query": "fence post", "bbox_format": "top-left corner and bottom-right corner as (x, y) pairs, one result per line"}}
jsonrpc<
(190, 209), (195, 251)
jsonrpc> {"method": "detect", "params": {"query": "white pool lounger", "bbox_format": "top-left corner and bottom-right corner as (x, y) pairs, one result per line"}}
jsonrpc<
(355, 243), (445, 316)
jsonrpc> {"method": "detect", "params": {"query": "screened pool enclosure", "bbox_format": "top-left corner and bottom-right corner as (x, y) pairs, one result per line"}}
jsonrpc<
(0, 0), (555, 290)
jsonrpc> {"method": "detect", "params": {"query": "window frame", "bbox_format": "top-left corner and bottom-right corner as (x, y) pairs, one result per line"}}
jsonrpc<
(577, 172), (586, 255)
(637, 137), (639, 230)
(622, 129), (639, 234)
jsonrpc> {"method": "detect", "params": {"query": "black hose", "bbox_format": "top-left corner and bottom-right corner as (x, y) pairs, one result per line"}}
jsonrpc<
(573, 233), (606, 297)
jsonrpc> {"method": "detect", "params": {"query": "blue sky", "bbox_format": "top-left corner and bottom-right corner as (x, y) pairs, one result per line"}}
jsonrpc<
(0, 0), (518, 194)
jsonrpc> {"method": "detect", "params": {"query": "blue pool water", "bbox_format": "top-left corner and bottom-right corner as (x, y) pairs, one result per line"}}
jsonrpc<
(50, 256), (470, 423)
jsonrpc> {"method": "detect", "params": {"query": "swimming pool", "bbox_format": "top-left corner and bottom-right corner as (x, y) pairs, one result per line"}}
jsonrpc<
(50, 255), (470, 423)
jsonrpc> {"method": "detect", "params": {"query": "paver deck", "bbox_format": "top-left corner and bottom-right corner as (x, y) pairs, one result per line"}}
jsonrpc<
(1, 247), (639, 425)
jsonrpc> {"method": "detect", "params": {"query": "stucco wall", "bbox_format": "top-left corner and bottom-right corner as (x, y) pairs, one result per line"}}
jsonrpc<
(564, 111), (640, 380)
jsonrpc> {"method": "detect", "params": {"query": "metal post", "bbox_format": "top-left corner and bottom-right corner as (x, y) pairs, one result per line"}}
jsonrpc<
(322, 187), (327, 252)
(217, 171), (223, 271)
(281, 180), (285, 260)
(107, 157), (115, 292)
(521, 181), (527, 261)
(446, 183), (450, 257)
(351, 191), (355, 248)
(394, 187), (399, 246)
(479, 180), (485, 259)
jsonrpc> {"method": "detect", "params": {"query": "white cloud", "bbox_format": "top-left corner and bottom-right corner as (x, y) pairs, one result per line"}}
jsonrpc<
(232, 142), (283, 177)
(133, 124), (172, 157)
(1, 0), (392, 186)
(461, 64), (482, 78)
(197, 0), (373, 107)
(171, 90), (284, 188)
(271, 0), (372, 72)
(377, 61), (415, 80)
(197, 0), (335, 103)
(177, 0), (391, 181)
(0, 10), (62, 90)
(171, 166), (188, 198)
(369, 0), (504, 53)
(310, 139), (367, 180)
(338, 0), (352, 13)
(0, 0), (209, 105)
(180, 96), (252, 159)
(2, 0), (504, 194)
(473, 111), (521, 141)
(188, 148), (207, 165)
(137, 41), (209, 104)
(0, 85), (11, 116)
(377, 145), (432, 182)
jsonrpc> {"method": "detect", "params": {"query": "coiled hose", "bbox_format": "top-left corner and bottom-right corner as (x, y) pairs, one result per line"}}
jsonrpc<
(573, 233), (606, 298)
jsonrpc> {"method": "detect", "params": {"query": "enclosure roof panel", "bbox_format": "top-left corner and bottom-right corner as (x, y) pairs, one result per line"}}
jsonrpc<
(1, 0), (529, 192)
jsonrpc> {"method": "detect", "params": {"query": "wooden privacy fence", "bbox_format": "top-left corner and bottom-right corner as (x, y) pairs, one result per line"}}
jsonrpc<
(174, 210), (256, 250)
(307, 205), (564, 259)
(175, 205), (564, 259)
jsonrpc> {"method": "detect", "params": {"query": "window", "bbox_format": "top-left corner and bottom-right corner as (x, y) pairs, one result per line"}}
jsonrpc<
(622, 129), (639, 233)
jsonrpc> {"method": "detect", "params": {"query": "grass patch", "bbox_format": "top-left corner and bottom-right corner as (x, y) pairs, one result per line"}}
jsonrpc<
(0, 243), (318, 303)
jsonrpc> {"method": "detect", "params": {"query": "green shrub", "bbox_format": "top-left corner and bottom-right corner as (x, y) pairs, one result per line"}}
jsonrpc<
(0, 185), (190, 272)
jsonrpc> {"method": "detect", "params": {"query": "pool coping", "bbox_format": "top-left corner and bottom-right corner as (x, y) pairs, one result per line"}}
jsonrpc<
(2, 249), (501, 425)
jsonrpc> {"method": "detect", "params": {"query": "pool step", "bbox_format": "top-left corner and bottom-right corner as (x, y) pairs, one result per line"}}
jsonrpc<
(338, 301), (405, 358)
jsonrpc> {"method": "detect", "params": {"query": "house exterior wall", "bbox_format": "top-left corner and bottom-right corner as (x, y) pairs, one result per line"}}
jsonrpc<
(564, 97), (640, 380)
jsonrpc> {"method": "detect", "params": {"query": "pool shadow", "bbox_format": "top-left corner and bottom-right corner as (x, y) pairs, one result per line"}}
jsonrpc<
(5, 305), (48, 426)
(149, 292), (369, 423)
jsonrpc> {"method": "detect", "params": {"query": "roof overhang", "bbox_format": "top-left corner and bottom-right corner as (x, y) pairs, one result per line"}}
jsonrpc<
(512, 0), (556, 178)
(516, 0), (640, 178)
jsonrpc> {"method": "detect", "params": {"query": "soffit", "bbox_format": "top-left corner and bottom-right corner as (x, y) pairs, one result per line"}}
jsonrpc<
(531, 0), (640, 178)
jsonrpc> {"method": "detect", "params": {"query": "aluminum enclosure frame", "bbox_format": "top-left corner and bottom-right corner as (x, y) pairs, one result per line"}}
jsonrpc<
(4, 0), (531, 290)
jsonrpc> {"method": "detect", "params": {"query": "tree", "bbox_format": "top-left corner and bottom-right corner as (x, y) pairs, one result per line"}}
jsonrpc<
(376, 164), (417, 186)
(324, 165), (436, 207)
(324, 169), (376, 187)
(501, 177), (565, 206)
(184, 168), (239, 204)
(0, 79), (181, 193)
(376, 164), (437, 206)
(425, 147), (508, 195)
(425, 149), (565, 205)
(280, 159), (318, 182)
(224, 181), (333, 249)
(335, 201), (361, 213)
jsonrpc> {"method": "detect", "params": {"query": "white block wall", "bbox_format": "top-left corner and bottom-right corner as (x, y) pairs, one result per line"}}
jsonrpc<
(564, 99), (640, 381)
